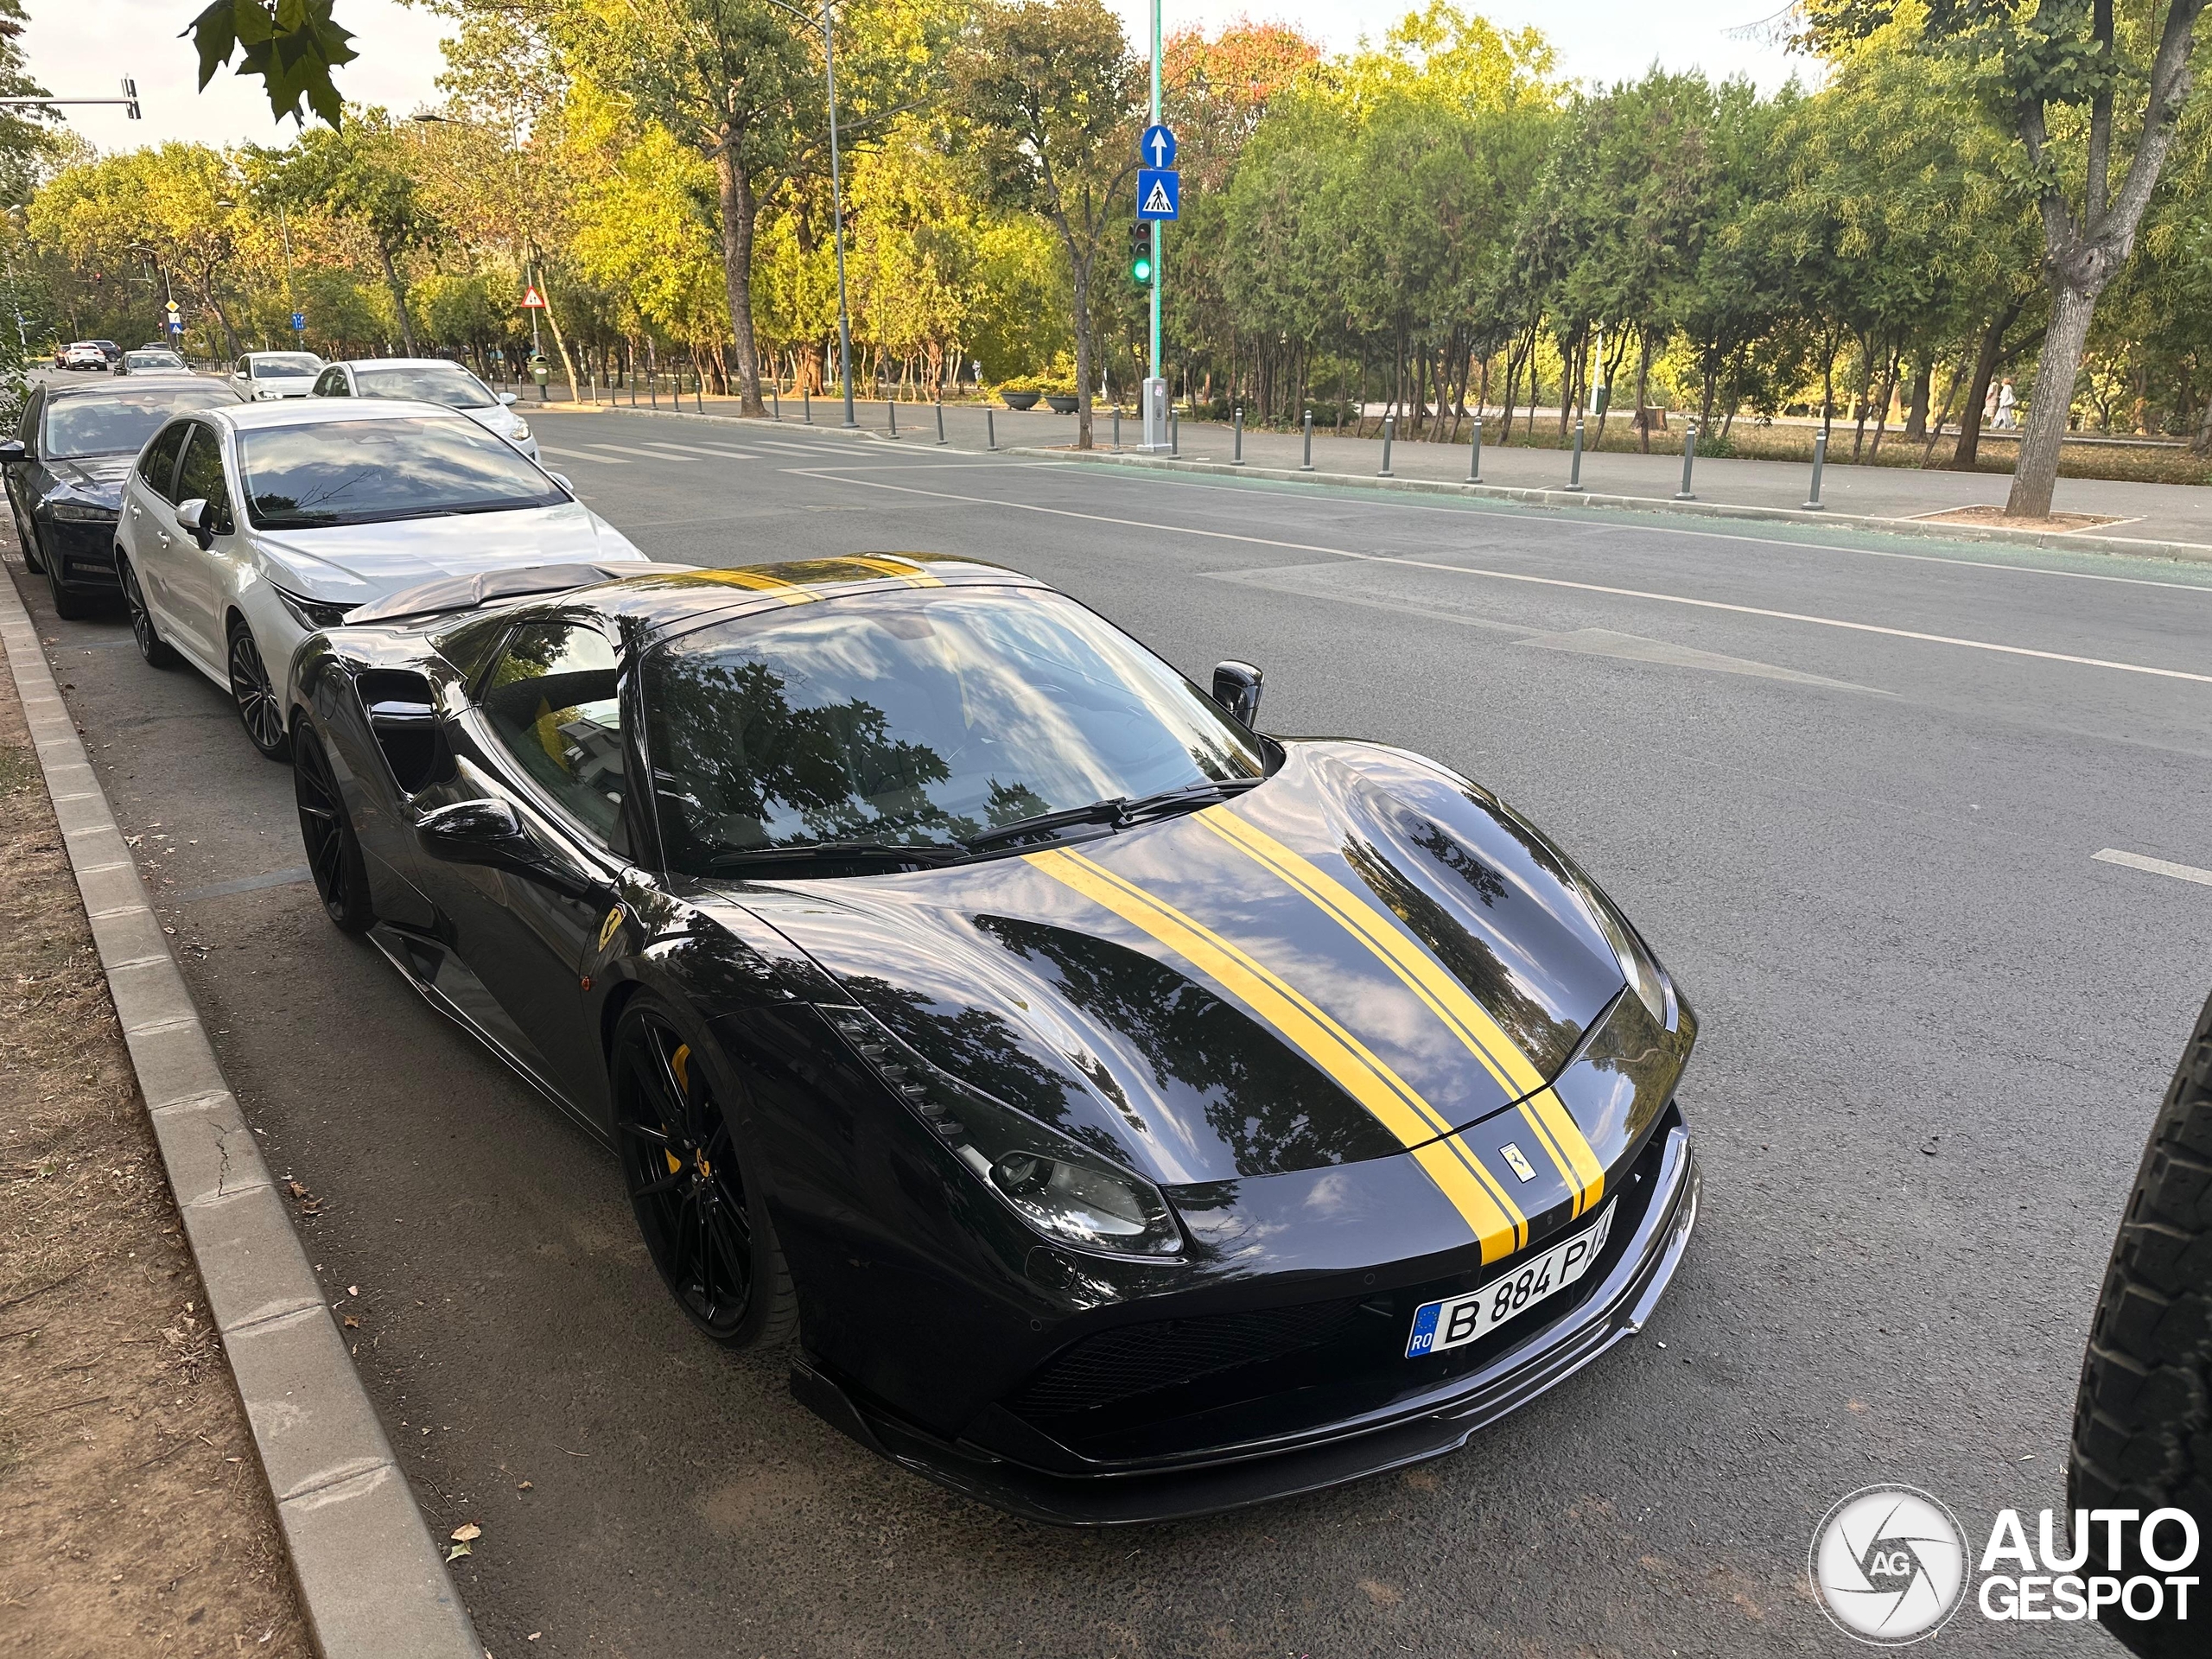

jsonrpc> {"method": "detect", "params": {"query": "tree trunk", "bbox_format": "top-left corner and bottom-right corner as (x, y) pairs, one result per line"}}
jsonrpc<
(534, 266), (582, 404)
(376, 243), (416, 355)
(1071, 249), (1095, 449)
(2005, 284), (2097, 518)
(713, 143), (768, 418)
(1635, 334), (1653, 454)
(1950, 303), (2019, 471)
(1903, 354), (1931, 442)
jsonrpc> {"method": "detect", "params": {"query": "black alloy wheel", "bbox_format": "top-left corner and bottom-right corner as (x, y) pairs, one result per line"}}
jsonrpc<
(293, 728), (373, 934)
(613, 1000), (795, 1348)
(118, 556), (176, 668)
(227, 619), (289, 760)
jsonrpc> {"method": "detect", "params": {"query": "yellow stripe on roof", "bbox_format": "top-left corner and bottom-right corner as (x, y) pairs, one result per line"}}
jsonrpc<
(1027, 845), (1525, 1259)
(687, 569), (820, 605)
(844, 556), (943, 588)
(1198, 807), (1606, 1217)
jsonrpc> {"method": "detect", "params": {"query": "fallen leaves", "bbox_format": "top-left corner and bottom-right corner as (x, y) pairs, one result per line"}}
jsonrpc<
(445, 1521), (480, 1563)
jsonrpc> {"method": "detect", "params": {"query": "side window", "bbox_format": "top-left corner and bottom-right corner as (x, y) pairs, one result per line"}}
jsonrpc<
(137, 422), (189, 501)
(234, 357), (250, 378)
(315, 369), (347, 397)
(479, 621), (627, 850)
(173, 425), (234, 531)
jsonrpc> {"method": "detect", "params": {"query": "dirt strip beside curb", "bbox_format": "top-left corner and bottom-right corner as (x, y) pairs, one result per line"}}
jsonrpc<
(0, 568), (480, 1659)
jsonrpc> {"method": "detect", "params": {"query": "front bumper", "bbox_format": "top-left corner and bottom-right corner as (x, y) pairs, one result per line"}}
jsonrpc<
(38, 512), (121, 590)
(791, 1114), (1700, 1525)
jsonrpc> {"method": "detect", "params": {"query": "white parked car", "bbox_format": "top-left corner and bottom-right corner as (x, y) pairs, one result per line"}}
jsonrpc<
(311, 358), (537, 459)
(62, 340), (118, 371)
(112, 399), (646, 760)
(228, 351), (325, 401)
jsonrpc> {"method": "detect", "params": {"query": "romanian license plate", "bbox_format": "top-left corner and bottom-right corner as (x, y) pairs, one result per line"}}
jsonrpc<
(1404, 1203), (1615, 1358)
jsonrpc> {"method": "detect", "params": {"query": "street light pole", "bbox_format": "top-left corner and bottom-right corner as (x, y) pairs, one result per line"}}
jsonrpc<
(823, 0), (856, 429)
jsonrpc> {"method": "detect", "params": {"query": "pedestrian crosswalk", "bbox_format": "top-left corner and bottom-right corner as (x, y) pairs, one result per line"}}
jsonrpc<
(541, 445), (628, 465)
(638, 440), (761, 461)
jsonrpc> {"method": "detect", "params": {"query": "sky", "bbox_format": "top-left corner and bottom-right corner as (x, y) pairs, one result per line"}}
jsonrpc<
(23, 1), (1806, 154)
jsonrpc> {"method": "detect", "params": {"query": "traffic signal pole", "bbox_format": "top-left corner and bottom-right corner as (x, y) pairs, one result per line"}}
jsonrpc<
(1141, 0), (1167, 453)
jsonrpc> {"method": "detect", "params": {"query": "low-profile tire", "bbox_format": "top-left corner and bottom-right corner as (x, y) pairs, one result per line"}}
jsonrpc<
(2069, 987), (2212, 1659)
(226, 617), (289, 760)
(117, 556), (177, 668)
(44, 552), (97, 620)
(612, 997), (796, 1349)
(293, 727), (374, 934)
(14, 505), (44, 574)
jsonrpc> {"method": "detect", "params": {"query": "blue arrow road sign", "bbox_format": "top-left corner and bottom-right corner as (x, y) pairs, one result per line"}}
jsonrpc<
(290, 311), (306, 332)
(1137, 168), (1179, 221)
(1141, 123), (1176, 168)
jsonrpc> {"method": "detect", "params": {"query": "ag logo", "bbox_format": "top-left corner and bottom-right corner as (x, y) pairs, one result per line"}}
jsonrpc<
(1811, 1486), (1968, 1644)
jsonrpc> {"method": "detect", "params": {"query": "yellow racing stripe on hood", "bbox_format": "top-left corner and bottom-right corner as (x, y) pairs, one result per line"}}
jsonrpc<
(690, 569), (821, 605)
(845, 556), (944, 587)
(1198, 807), (1607, 1217)
(1027, 845), (1526, 1259)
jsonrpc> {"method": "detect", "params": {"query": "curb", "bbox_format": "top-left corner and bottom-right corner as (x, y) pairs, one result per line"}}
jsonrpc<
(543, 399), (2212, 565)
(0, 563), (480, 1659)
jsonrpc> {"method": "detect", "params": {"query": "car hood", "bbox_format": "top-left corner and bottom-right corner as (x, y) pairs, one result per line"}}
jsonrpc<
(727, 741), (1640, 1192)
(44, 454), (135, 508)
(251, 503), (645, 601)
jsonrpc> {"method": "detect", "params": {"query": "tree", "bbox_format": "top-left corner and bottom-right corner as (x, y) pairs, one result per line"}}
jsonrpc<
(953, 0), (1143, 448)
(1809, 0), (2211, 515)
(187, 0), (358, 129)
(259, 110), (440, 352)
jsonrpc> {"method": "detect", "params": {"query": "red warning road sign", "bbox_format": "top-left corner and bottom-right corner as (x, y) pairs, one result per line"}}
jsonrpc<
(520, 285), (546, 309)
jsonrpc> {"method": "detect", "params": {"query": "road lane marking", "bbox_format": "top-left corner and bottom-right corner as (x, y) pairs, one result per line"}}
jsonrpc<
(540, 445), (629, 465)
(637, 441), (761, 461)
(1518, 627), (1890, 695)
(588, 443), (700, 461)
(812, 472), (2212, 687)
(2094, 849), (2212, 887)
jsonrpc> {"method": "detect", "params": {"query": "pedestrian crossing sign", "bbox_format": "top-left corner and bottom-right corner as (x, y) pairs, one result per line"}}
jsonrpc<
(1137, 168), (1179, 221)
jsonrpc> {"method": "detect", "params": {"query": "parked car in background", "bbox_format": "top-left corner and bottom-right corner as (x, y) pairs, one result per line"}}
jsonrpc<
(1, 376), (245, 618)
(227, 351), (324, 401)
(311, 357), (537, 458)
(116, 347), (191, 376)
(60, 340), (121, 371)
(111, 398), (645, 759)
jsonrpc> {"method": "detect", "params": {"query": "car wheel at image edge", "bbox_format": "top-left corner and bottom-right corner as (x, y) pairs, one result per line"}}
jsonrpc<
(612, 996), (797, 1350)
(118, 556), (177, 668)
(226, 617), (289, 760)
(292, 728), (373, 934)
(13, 504), (43, 574)
(2069, 986), (2212, 1658)
(42, 548), (96, 620)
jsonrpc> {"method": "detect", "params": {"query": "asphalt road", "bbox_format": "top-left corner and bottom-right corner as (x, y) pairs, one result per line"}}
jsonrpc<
(13, 406), (2212, 1656)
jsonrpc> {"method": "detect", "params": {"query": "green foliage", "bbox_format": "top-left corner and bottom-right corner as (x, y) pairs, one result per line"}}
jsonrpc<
(187, 0), (359, 129)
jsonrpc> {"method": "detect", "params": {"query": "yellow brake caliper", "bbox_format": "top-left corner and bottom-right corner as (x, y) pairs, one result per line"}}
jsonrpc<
(664, 1044), (696, 1176)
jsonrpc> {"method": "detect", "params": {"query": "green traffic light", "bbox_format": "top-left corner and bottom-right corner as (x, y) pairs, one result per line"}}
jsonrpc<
(1133, 255), (1153, 282)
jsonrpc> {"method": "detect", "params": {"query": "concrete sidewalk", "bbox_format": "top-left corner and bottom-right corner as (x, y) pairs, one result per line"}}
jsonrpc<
(541, 388), (2212, 551)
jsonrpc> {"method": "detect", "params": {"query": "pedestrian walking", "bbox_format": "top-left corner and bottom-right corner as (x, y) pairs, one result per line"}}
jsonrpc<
(1984, 379), (2000, 426)
(1995, 378), (2018, 429)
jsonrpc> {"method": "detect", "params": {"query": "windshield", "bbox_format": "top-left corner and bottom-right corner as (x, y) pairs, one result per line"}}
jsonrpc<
(352, 365), (496, 409)
(643, 586), (1264, 873)
(41, 385), (239, 459)
(125, 353), (185, 370)
(237, 416), (566, 529)
(251, 355), (321, 378)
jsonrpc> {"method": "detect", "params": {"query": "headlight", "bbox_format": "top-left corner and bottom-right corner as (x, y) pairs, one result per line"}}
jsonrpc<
(1567, 866), (1675, 1030)
(270, 587), (357, 631)
(822, 1006), (1183, 1257)
(48, 500), (117, 523)
(507, 416), (531, 441)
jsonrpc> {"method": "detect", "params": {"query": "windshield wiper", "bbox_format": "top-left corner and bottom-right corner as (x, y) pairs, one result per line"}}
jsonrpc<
(1115, 778), (1262, 824)
(963, 778), (1263, 855)
(705, 840), (969, 873)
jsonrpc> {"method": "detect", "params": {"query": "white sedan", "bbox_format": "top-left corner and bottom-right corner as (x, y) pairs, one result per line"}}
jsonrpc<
(228, 351), (325, 400)
(310, 357), (537, 459)
(112, 398), (646, 760)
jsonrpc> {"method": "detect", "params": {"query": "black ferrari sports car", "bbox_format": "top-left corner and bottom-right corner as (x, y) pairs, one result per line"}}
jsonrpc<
(286, 553), (1700, 1523)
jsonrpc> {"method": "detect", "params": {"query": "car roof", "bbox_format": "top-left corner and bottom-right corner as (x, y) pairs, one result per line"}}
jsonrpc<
(342, 358), (481, 372)
(42, 374), (225, 400)
(201, 397), (477, 431)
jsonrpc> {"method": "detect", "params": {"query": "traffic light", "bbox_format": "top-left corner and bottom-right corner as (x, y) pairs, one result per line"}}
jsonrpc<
(1128, 221), (1152, 286)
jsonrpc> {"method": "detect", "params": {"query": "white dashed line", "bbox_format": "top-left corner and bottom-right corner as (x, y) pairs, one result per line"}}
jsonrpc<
(2094, 849), (2212, 888)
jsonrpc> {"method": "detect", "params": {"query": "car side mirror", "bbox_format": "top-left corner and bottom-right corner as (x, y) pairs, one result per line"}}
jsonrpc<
(417, 796), (606, 904)
(175, 498), (218, 549)
(1211, 660), (1263, 728)
(498, 391), (518, 406)
(0, 438), (23, 464)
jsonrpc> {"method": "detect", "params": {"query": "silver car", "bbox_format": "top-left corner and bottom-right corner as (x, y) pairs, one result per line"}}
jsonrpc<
(228, 351), (325, 400)
(111, 397), (645, 760)
(311, 357), (537, 459)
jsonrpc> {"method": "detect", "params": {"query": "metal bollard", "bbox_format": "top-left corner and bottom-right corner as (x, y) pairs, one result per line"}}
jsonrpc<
(1564, 419), (1586, 492)
(1380, 416), (1395, 477)
(695, 372), (704, 414)
(1803, 429), (1828, 510)
(1675, 421), (1698, 499)
(804, 385), (811, 424)
(888, 397), (898, 438)
(1232, 406), (1244, 466)
(649, 372), (658, 410)
(1170, 410), (1179, 456)
(1300, 410), (1314, 471)
(987, 408), (996, 451)
(772, 384), (781, 421)
(1466, 417), (1483, 484)
(1113, 408), (1121, 450)
(935, 398), (946, 445)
